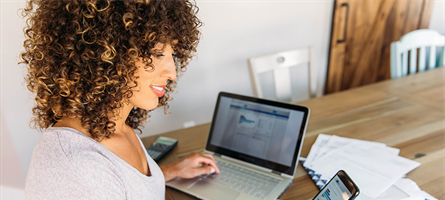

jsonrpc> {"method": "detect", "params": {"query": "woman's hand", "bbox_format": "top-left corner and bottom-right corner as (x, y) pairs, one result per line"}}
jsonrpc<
(161, 152), (220, 182)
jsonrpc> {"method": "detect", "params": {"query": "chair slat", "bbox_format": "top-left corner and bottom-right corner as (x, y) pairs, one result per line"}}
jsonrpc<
(273, 67), (292, 102)
(402, 51), (408, 77)
(429, 46), (436, 69)
(418, 46), (426, 72)
(410, 48), (417, 75)
(248, 59), (263, 98)
(390, 42), (401, 78)
(441, 46), (445, 67)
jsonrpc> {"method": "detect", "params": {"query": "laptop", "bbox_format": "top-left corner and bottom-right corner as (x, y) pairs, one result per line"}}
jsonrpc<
(166, 92), (310, 200)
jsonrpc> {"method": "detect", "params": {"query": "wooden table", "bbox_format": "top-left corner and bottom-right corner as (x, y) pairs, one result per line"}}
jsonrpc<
(141, 68), (445, 200)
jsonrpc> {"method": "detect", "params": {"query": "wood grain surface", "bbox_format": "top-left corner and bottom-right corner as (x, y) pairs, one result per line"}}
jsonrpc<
(326, 0), (435, 94)
(141, 68), (445, 200)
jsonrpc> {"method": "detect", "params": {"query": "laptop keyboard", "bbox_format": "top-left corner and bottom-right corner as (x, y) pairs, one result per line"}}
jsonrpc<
(199, 159), (282, 199)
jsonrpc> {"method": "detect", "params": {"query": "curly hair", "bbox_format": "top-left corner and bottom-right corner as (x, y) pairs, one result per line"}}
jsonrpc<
(20, 0), (202, 141)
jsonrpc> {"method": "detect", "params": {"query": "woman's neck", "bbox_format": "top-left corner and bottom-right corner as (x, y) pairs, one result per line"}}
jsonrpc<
(113, 102), (135, 136)
(53, 102), (135, 139)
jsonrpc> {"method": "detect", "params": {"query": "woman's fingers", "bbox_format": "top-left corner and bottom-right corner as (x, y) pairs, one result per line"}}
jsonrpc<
(163, 152), (221, 180)
(191, 153), (220, 173)
(192, 165), (216, 176)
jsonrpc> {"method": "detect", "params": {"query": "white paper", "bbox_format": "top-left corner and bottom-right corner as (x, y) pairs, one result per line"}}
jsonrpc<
(356, 178), (437, 200)
(394, 179), (437, 200)
(313, 135), (395, 162)
(303, 135), (435, 200)
(304, 134), (399, 168)
(308, 142), (421, 198)
(356, 184), (409, 200)
(304, 134), (332, 167)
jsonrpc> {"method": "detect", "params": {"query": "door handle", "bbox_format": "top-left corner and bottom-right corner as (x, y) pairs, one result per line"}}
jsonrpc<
(337, 3), (349, 43)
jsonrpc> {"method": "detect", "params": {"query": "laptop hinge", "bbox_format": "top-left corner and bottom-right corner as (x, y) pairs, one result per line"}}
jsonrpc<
(272, 170), (281, 176)
(213, 153), (222, 157)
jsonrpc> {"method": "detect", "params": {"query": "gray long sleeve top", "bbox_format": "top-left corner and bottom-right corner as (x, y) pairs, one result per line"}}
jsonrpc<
(25, 127), (165, 199)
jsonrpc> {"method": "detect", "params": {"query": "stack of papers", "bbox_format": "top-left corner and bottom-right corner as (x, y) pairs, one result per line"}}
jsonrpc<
(300, 134), (437, 200)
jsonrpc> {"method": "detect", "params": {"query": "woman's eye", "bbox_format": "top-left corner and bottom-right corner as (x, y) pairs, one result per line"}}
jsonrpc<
(172, 53), (177, 57)
(156, 54), (165, 58)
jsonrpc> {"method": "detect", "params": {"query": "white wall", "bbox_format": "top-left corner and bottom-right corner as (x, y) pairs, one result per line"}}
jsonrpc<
(144, 0), (334, 137)
(429, 0), (445, 34)
(1, 0), (444, 187)
(1, 0), (41, 189)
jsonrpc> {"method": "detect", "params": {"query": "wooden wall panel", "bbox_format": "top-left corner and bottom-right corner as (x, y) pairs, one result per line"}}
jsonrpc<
(350, 0), (395, 87)
(404, 1), (424, 33)
(326, 0), (435, 94)
(341, 0), (381, 89)
(326, 0), (349, 93)
(418, 0), (435, 29)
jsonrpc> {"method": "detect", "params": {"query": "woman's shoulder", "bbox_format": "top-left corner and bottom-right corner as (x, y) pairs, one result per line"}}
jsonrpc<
(30, 127), (120, 172)
(26, 127), (127, 199)
(36, 127), (106, 158)
(41, 126), (93, 143)
(34, 127), (121, 168)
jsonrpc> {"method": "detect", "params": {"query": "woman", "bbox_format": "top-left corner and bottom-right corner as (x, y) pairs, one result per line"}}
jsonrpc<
(21, 0), (219, 199)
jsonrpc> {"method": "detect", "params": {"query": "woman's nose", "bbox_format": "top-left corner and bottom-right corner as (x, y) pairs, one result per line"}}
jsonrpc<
(163, 56), (177, 80)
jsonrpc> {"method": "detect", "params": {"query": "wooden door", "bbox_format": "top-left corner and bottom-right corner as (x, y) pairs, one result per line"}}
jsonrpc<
(326, 0), (435, 94)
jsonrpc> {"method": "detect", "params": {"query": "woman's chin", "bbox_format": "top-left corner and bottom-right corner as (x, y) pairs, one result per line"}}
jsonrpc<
(136, 100), (159, 111)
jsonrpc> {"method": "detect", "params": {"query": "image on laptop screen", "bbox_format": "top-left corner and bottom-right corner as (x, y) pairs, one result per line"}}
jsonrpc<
(209, 96), (306, 167)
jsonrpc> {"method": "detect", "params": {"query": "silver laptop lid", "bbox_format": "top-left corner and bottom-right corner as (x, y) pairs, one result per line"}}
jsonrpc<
(205, 92), (310, 176)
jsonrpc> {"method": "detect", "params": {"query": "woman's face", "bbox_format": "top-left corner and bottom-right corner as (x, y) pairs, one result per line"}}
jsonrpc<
(129, 43), (177, 110)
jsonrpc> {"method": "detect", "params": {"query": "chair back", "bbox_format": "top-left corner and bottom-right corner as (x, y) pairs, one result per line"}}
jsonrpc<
(391, 29), (445, 78)
(248, 47), (317, 102)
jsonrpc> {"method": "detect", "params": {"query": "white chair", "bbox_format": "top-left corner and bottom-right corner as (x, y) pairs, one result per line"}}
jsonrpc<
(248, 47), (318, 103)
(390, 29), (445, 78)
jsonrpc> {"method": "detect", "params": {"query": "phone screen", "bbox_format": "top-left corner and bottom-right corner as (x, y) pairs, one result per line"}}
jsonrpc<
(313, 171), (358, 200)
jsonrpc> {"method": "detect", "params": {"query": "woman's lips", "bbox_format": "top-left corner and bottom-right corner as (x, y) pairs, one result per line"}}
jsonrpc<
(150, 85), (166, 97)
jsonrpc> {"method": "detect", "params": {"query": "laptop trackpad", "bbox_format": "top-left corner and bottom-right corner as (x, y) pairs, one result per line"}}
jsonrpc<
(189, 179), (240, 200)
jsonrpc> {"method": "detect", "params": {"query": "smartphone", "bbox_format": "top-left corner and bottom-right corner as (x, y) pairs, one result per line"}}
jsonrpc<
(312, 170), (360, 200)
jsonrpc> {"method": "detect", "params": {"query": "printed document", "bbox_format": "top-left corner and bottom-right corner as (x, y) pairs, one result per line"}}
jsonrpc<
(307, 142), (420, 198)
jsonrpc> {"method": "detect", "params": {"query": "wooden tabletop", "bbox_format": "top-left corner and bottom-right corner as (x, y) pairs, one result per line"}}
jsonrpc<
(141, 67), (445, 200)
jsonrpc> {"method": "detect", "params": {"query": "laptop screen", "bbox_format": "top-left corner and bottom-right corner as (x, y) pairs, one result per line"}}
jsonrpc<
(206, 92), (310, 176)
